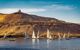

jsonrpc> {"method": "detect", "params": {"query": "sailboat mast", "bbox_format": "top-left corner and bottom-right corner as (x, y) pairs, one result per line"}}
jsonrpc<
(37, 30), (39, 38)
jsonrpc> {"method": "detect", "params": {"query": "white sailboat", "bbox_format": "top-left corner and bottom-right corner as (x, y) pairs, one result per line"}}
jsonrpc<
(32, 30), (36, 39)
(66, 32), (70, 40)
(32, 30), (36, 48)
(47, 29), (52, 39)
(68, 32), (70, 38)
(58, 32), (62, 40)
(37, 31), (39, 39)
(63, 33), (66, 39)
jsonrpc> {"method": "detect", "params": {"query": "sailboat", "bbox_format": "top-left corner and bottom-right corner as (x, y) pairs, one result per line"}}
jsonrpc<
(66, 32), (70, 40)
(37, 30), (39, 39)
(3, 33), (7, 38)
(63, 33), (66, 39)
(24, 32), (29, 39)
(68, 32), (70, 38)
(32, 30), (36, 39)
(47, 29), (52, 39)
(58, 32), (62, 40)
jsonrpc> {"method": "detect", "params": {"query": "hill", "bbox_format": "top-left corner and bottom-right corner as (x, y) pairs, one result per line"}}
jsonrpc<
(0, 10), (80, 38)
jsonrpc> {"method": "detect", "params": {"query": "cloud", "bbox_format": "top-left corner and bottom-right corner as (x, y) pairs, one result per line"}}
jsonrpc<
(52, 5), (75, 10)
(0, 8), (46, 14)
(46, 4), (76, 11)
(22, 8), (46, 13)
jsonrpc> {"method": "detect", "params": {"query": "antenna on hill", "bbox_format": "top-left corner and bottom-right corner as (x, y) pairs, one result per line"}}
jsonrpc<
(13, 9), (26, 14)
(18, 10), (22, 13)
(18, 10), (21, 12)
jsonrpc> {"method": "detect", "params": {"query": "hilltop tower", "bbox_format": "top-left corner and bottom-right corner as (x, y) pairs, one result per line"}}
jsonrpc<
(18, 10), (21, 13)
(17, 10), (22, 13)
(13, 10), (23, 14)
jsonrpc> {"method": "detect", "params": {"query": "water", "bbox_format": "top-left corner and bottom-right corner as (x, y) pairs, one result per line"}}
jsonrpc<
(0, 38), (80, 50)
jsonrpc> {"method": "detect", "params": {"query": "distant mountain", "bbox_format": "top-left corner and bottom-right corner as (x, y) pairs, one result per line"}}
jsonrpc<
(0, 10), (80, 38)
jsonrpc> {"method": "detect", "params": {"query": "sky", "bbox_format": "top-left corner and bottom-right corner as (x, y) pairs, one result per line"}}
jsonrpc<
(0, 0), (80, 23)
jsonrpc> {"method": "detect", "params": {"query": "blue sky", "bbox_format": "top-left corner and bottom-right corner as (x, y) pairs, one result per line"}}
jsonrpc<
(0, 0), (80, 23)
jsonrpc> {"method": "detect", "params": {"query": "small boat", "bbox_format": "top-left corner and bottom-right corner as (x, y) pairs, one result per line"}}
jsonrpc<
(9, 39), (15, 41)
(3, 33), (7, 39)
(24, 32), (29, 39)
(9, 38), (16, 41)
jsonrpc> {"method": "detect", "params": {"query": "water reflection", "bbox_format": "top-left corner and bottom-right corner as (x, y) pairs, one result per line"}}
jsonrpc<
(37, 39), (39, 48)
(0, 38), (80, 50)
(16, 38), (25, 45)
(57, 40), (61, 50)
(47, 39), (52, 48)
(32, 39), (40, 48)
(32, 39), (36, 48)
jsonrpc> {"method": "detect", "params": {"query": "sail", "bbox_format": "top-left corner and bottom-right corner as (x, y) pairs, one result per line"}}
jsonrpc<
(24, 32), (29, 39)
(37, 31), (39, 38)
(49, 34), (52, 39)
(63, 33), (66, 39)
(3, 33), (7, 38)
(67, 32), (70, 38)
(32, 30), (36, 39)
(58, 32), (61, 40)
(47, 29), (52, 39)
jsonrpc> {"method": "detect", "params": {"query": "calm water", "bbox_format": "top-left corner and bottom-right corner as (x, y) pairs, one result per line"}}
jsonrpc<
(0, 38), (80, 50)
